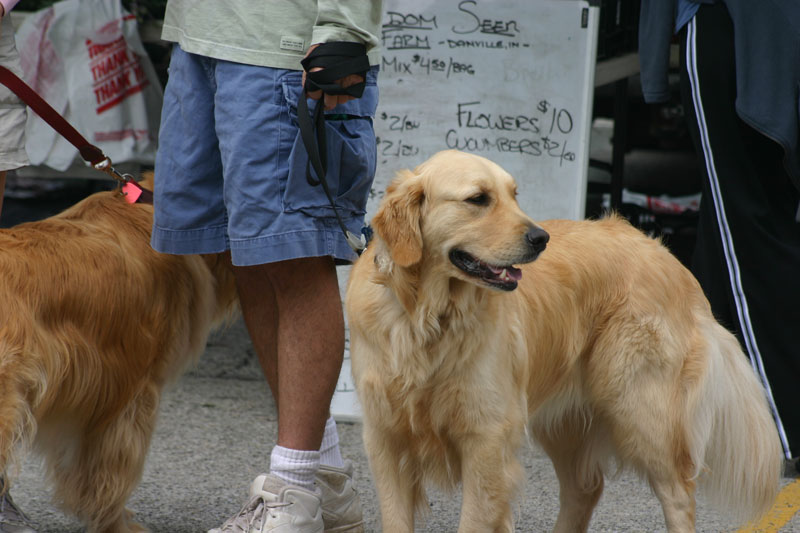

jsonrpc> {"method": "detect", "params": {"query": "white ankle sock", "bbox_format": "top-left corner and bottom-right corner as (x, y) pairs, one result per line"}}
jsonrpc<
(319, 416), (345, 469)
(269, 445), (320, 492)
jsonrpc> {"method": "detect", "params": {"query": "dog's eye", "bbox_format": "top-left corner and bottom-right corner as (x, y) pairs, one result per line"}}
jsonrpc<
(465, 193), (489, 206)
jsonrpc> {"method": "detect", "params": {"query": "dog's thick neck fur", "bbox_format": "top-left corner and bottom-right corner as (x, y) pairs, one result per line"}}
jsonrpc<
(368, 237), (510, 387)
(359, 162), (535, 391)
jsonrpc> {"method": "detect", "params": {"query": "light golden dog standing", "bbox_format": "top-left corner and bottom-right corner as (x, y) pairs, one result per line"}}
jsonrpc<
(0, 183), (238, 533)
(346, 150), (782, 532)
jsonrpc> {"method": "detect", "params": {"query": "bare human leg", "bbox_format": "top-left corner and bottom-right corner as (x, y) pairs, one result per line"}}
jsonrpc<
(232, 255), (344, 452)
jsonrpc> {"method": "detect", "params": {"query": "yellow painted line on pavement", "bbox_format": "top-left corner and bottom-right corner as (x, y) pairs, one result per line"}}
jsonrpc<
(737, 479), (800, 533)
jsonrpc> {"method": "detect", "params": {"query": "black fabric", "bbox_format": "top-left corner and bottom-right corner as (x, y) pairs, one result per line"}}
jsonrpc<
(639, 0), (800, 190)
(301, 42), (369, 98)
(680, 3), (800, 457)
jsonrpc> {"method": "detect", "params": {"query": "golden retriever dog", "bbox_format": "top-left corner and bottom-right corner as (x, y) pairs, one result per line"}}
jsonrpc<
(0, 180), (238, 533)
(346, 150), (782, 532)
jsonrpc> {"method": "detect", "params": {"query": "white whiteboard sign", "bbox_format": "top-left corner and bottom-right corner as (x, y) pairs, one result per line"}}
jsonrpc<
(332, 0), (600, 421)
(366, 0), (599, 221)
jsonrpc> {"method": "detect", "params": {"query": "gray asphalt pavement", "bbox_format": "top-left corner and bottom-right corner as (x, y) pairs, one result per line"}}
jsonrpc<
(11, 268), (800, 533)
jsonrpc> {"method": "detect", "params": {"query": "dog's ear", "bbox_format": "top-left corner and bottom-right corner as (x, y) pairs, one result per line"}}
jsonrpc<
(371, 169), (424, 267)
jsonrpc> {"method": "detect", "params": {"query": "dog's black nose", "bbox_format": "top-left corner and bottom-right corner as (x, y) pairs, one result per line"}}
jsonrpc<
(525, 226), (549, 253)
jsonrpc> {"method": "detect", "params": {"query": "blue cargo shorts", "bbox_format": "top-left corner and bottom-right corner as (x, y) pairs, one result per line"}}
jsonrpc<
(151, 45), (379, 266)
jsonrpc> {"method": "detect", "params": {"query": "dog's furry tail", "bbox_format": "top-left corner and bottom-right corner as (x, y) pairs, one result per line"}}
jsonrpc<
(694, 317), (782, 524)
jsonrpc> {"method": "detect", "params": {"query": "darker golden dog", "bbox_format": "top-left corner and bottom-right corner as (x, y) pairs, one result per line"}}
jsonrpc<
(0, 182), (238, 532)
(346, 150), (782, 532)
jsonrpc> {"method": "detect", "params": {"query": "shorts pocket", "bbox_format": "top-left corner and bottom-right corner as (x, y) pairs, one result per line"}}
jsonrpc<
(282, 68), (378, 218)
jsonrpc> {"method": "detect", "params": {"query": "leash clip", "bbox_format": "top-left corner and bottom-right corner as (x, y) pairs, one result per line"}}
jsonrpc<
(95, 156), (153, 205)
(94, 157), (133, 185)
(346, 230), (367, 254)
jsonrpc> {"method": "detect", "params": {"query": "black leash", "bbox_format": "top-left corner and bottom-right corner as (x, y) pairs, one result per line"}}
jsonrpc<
(296, 42), (370, 254)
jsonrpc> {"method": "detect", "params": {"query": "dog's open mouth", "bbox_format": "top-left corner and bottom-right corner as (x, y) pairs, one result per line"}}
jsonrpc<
(448, 249), (523, 291)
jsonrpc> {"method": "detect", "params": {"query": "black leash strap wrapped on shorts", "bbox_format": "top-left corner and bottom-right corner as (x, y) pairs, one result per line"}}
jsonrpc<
(296, 42), (370, 254)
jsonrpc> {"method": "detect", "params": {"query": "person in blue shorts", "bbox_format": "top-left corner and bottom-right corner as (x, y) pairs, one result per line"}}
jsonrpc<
(151, 2), (382, 532)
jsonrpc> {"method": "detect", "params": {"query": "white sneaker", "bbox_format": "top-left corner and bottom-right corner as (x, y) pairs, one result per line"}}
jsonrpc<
(315, 462), (364, 533)
(208, 474), (323, 533)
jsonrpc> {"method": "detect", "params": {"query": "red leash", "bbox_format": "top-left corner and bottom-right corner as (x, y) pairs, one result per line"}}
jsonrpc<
(0, 65), (152, 204)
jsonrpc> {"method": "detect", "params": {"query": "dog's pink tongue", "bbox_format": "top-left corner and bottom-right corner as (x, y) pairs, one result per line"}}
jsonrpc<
(489, 265), (523, 281)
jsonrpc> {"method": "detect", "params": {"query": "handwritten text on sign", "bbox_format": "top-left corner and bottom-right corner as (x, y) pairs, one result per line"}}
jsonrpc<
(370, 0), (598, 222)
(376, 0), (578, 169)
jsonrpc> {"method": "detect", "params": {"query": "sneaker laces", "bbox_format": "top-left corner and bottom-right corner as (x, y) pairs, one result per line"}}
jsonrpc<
(218, 496), (264, 532)
(264, 501), (293, 522)
(217, 495), (293, 532)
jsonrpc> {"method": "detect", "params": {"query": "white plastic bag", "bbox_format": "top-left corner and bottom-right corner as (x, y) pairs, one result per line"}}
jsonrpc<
(15, 0), (162, 171)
